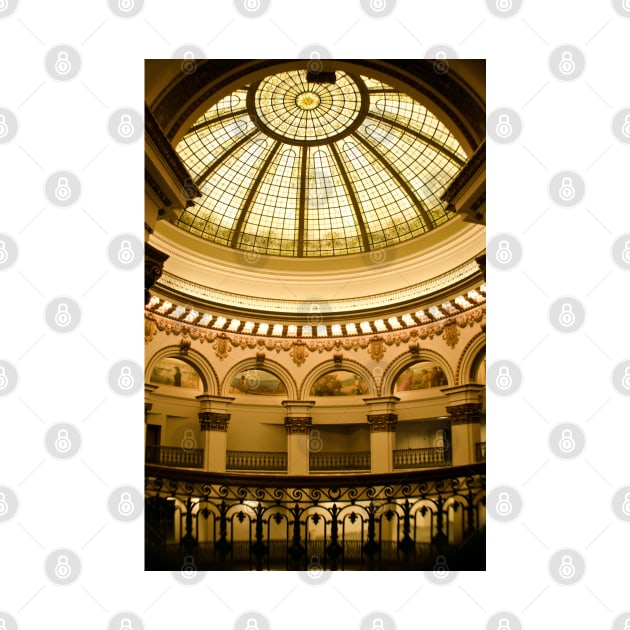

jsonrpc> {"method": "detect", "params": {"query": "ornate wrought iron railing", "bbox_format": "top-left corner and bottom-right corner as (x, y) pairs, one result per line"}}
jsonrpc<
(226, 450), (287, 472)
(309, 451), (371, 471)
(145, 446), (204, 469)
(393, 446), (450, 469)
(475, 442), (486, 462)
(145, 463), (485, 571)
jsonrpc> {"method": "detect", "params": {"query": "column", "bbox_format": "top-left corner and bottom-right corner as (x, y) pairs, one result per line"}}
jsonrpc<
(364, 397), (400, 473)
(197, 395), (235, 472)
(282, 401), (315, 475)
(441, 384), (484, 467)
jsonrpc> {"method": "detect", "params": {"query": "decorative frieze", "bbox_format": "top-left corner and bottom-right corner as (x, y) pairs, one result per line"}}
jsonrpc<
(368, 336), (386, 361)
(145, 305), (485, 355)
(289, 341), (308, 366)
(199, 412), (231, 432)
(446, 403), (483, 425)
(367, 414), (398, 432)
(284, 417), (312, 434)
(442, 322), (460, 349)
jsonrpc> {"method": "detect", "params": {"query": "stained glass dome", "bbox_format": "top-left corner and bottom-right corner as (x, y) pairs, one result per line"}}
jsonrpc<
(174, 69), (468, 257)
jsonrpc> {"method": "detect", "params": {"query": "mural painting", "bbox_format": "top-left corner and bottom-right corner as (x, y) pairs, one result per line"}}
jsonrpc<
(310, 370), (368, 396)
(396, 361), (448, 392)
(229, 370), (287, 396)
(150, 358), (201, 389)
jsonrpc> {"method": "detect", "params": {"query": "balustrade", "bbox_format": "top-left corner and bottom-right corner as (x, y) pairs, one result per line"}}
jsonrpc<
(393, 446), (450, 469)
(309, 451), (371, 471)
(145, 463), (486, 571)
(226, 450), (287, 472)
(145, 446), (204, 468)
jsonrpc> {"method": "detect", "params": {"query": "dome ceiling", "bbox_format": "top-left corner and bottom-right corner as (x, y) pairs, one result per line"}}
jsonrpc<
(173, 69), (468, 257)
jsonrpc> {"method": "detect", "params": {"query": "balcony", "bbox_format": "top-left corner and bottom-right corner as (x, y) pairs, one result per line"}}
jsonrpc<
(309, 451), (371, 472)
(145, 463), (486, 571)
(145, 445), (203, 469)
(226, 450), (287, 472)
(393, 446), (450, 469)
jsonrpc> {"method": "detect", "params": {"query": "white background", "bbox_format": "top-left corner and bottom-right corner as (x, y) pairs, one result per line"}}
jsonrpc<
(0, 0), (629, 629)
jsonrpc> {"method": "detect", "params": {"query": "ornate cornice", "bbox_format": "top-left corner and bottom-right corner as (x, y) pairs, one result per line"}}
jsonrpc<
(284, 417), (312, 434)
(143, 304), (485, 361)
(145, 168), (172, 208)
(199, 412), (230, 431)
(441, 140), (485, 206)
(446, 403), (483, 425)
(367, 414), (398, 432)
(145, 243), (170, 306)
(156, 257), (481, 317)
(145, 105), (202, 199)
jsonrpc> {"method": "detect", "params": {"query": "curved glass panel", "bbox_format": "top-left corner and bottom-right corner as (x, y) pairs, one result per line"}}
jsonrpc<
(174, 69), (468, 257)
